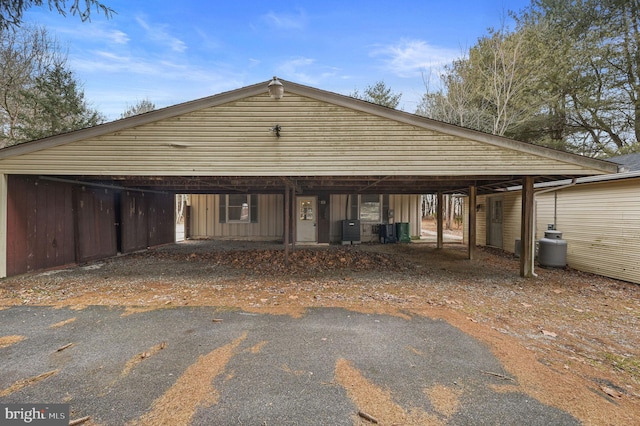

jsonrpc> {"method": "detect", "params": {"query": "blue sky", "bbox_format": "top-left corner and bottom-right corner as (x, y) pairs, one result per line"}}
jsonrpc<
(23, 0), (531, 120)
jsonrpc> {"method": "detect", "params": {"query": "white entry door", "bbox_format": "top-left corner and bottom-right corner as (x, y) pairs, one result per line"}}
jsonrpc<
(487, 197), (503, 248)
(296, 197), (317, 243)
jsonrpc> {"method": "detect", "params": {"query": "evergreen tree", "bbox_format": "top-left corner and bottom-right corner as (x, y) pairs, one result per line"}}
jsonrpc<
(418, 0), (640, 156)
(0, 25), (63, 147)
(120, 98), (156, 119)
(16, 62), (104, 141)
(515, 0), (640, 155)
(350, 81), (401, 109)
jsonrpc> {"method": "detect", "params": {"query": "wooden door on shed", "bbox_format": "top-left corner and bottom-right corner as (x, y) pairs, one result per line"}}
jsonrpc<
(75, 186), (118, 262)
(6, 176), (75, 276)
(120, 191), (149, 253)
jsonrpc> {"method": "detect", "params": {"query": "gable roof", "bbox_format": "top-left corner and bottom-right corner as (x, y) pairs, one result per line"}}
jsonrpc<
(0, 79), (620, 195)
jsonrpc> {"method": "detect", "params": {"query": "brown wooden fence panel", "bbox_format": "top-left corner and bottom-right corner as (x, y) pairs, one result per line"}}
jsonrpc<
(121, 192), (174, 252)
(6, 176), (173, 276)
(7, 176), (76, 275)
(120, 191), (148, 253)
(148, 193), (175, 247)
(7, 176), (29, 275)
(75, 186), (117, 262)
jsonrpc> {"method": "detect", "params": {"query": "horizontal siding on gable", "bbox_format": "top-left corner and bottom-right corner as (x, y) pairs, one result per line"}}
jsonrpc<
(0, 94), (603, 176)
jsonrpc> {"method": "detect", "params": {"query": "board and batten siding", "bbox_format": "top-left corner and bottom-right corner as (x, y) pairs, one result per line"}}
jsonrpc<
(466, 178), (640, 284)
(0, 94), (609, 177)
(388, 194), (422, 239)
(188, 194), (283, 240)
(329, 194), (421, 242)
(188, 193), (421, 243)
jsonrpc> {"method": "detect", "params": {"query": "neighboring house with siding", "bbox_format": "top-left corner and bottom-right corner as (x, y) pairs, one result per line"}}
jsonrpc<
(465, 153), (640, 284)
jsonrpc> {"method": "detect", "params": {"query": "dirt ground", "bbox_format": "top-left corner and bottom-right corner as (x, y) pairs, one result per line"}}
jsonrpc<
(1, 218), (639, 425)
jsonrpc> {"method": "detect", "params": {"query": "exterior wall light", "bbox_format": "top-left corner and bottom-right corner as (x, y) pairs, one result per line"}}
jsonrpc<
(268, 76), (284, 99)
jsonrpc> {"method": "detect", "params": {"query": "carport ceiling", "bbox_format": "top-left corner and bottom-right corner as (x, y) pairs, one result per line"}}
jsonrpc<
(54, 173), (582, 195)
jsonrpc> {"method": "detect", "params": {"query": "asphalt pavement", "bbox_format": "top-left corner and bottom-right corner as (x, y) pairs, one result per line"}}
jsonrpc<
(0, 306), (579, 425)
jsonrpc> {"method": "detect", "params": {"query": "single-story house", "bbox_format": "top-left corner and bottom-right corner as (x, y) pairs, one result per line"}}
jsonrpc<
(0, 78), (618, 278)
(465, 153), (640, 284)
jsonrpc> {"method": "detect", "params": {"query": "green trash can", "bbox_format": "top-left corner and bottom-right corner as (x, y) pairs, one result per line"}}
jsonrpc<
(396, 222), (411, 243)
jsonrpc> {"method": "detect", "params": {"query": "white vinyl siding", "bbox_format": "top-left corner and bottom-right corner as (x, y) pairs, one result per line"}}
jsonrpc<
(189, 194), (282, 240)
(467, 177), (640, 284)
(536, 179), (640, 283)
(0, 94), (610, 177)
(464, 197), (487, 246)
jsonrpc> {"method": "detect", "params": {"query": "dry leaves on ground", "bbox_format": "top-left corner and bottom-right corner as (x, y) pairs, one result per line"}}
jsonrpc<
(0, 237), (639, 424)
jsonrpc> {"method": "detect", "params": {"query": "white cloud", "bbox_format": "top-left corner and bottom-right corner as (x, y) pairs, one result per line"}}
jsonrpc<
(72, 51), (234, 86)
(55, 23), (129, 45)
(261, 9), (307, 30)
(83, 63), (246, 120)
(194, 28), (222, 50)
(109, 30), (130, 44)
(135, 16), (151, 31)
(135, 16), (187, 53)
(276, 57), (320, 84)
(273, 57), (350, 89)
(371, 39), (461, 78)
(280, 57), (315, 70)
(71, 51), (160, 75)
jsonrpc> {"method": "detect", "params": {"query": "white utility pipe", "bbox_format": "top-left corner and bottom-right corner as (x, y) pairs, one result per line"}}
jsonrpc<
(530, 178), (577, 277)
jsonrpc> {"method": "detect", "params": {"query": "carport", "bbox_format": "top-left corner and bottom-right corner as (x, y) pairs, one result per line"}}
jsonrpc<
(0, 78), (618, 278)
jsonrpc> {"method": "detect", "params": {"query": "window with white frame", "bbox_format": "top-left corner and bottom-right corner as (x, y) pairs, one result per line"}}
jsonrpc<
(359, 194), (381, 222)
(228, 194), (249, 222)
(219, 194), (258, 223)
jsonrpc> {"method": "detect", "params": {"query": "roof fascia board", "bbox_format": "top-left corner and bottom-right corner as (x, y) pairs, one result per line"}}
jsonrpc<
(501, 170), (640, 192)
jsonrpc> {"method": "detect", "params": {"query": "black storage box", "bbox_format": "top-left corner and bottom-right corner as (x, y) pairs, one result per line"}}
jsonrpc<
(341, 220), (361, 244)
(379, 223), (397, 244)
